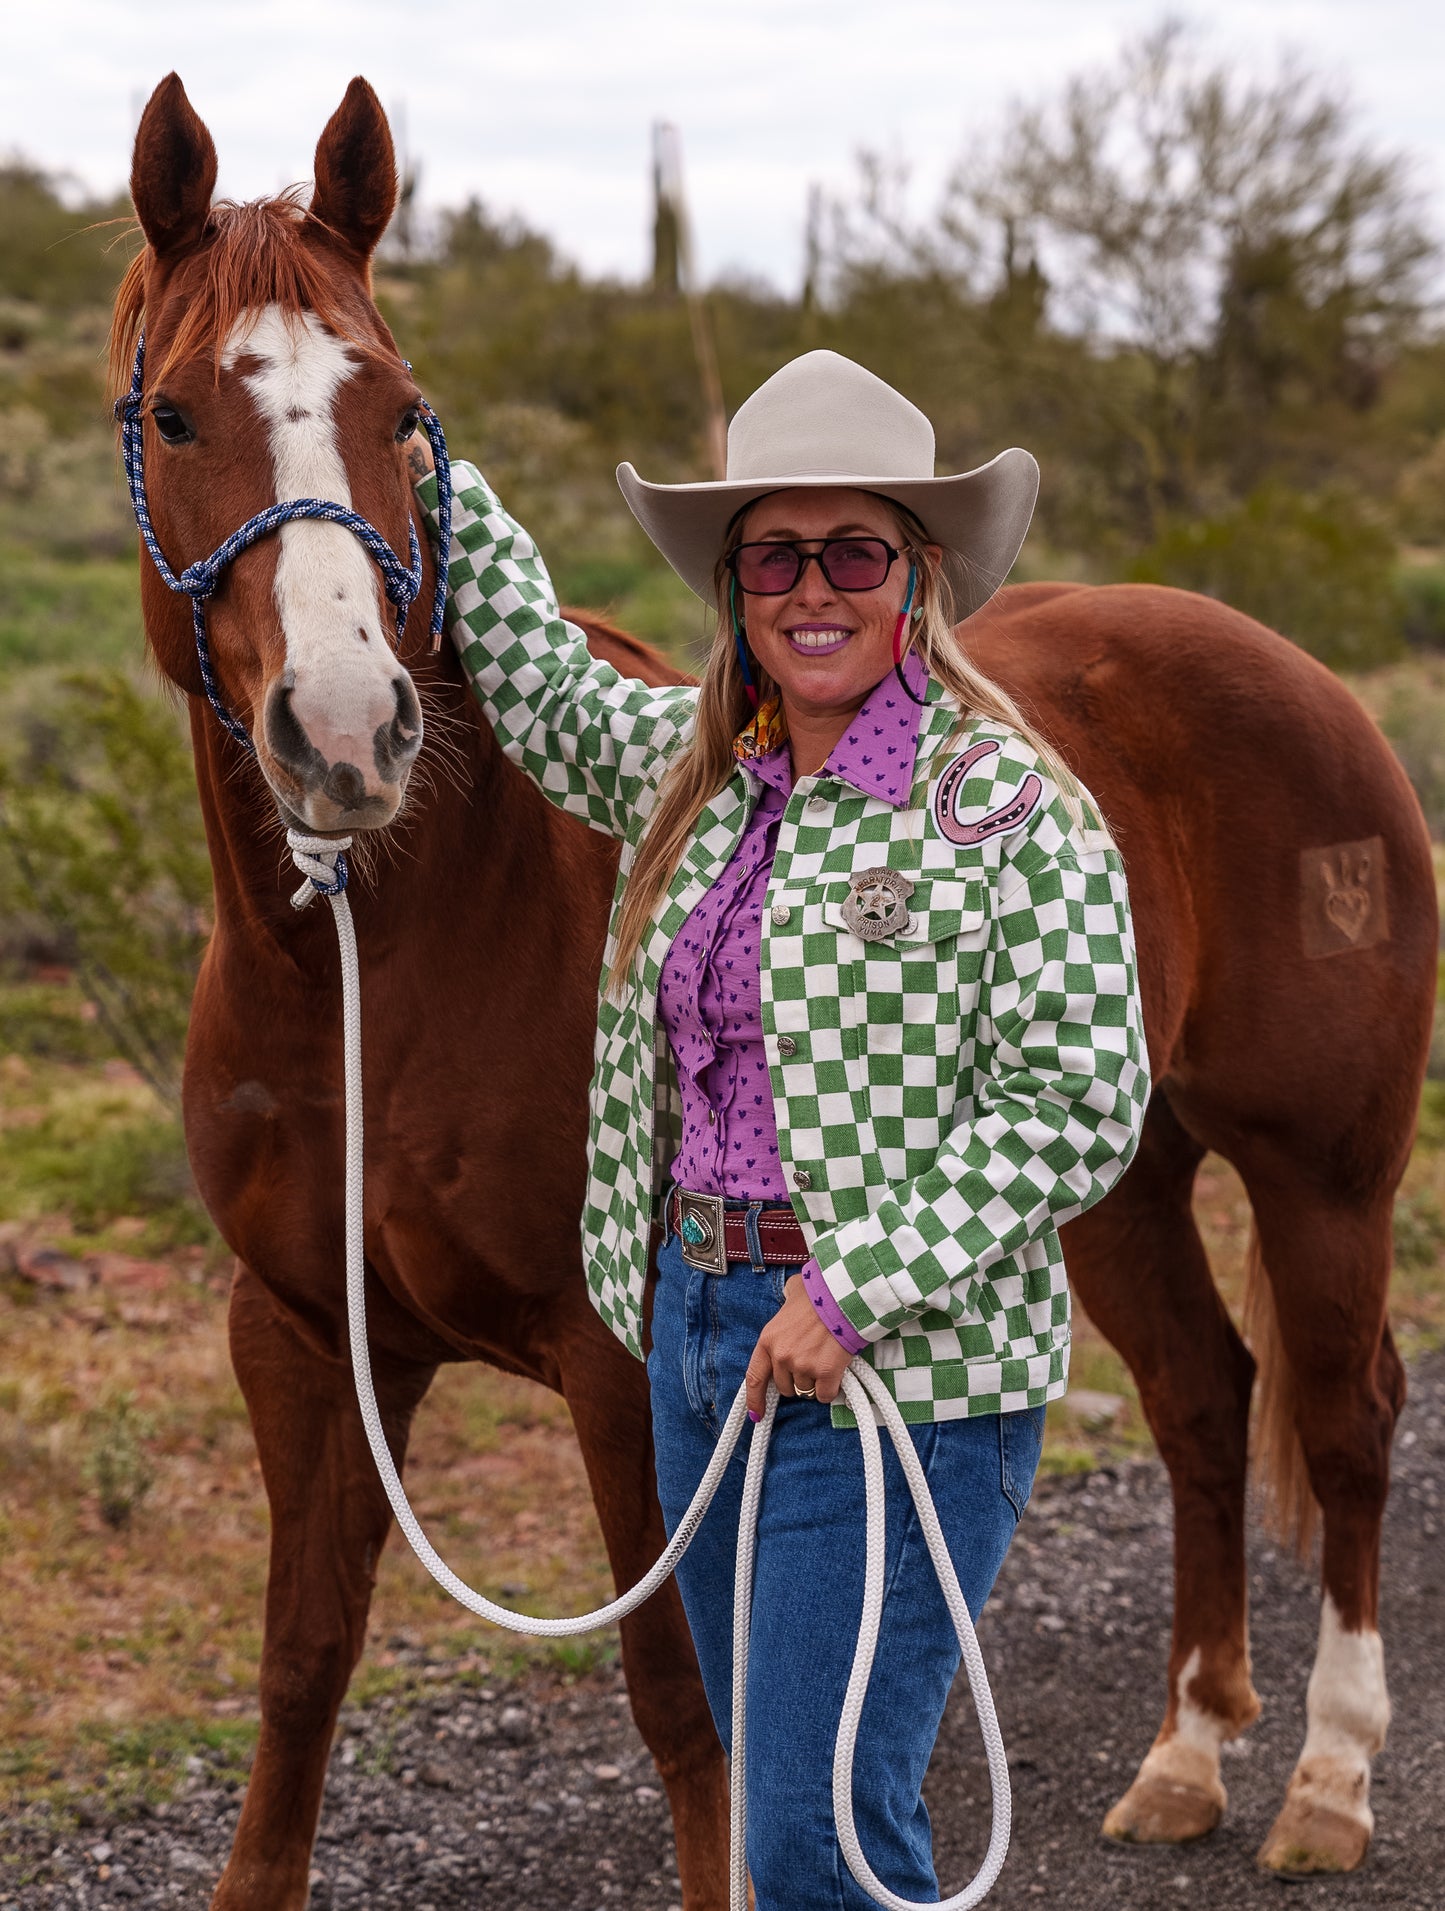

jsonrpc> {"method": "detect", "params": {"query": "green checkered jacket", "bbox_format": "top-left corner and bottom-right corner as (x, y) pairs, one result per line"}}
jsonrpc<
(423, 463), (1151, 1424)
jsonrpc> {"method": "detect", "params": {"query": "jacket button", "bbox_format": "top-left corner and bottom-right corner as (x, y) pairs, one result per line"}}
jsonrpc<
(777, 1035), (797, 1058)
(771, 903), (791, 926)
(792, 1168), (812, 1191)
(806, 794), (826, 810)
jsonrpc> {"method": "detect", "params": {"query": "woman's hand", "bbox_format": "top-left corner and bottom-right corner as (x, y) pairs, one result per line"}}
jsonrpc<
(745, 1275), (853, 1415)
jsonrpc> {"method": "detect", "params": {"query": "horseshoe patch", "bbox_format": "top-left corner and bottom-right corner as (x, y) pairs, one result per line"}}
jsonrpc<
(932, 741), (1043, 846)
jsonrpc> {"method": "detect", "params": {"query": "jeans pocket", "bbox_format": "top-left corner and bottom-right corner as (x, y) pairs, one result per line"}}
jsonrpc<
(998, 1404), (1047, 1520)
(768, 1265), (789, 1308)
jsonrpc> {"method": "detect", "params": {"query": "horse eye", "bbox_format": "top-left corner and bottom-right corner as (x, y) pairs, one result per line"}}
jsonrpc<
(151, 405), (193, 445)
(395, 408), (421, 442)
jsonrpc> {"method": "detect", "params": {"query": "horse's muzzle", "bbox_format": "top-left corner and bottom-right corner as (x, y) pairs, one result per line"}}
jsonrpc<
(262, 672), (422, 830)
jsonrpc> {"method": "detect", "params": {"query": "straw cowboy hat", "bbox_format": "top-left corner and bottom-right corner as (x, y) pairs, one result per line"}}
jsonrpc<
(616, 349), (1039, 617)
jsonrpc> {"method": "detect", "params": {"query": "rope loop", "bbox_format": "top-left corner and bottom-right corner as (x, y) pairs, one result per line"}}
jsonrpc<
(287, 829), (353, 910)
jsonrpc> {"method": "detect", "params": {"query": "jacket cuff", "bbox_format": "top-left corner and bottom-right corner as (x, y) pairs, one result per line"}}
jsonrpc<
(800, 1257), (868, 1355)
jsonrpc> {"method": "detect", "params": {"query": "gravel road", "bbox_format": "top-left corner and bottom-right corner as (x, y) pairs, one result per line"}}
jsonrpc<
(3, 1352), (1441, 1910)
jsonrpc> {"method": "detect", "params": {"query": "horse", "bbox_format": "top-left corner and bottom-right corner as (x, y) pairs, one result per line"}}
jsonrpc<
(114, 72), (1435, 1903)
(116, 75), (728, 1911)
(971, 582), (1433, 1875)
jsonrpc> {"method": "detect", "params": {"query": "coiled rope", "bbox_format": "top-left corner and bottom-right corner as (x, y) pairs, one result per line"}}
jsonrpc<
(289, 828), (1011, 1910)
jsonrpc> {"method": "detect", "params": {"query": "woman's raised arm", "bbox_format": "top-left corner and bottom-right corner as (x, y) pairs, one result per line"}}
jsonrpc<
(416, 459), (698, 841)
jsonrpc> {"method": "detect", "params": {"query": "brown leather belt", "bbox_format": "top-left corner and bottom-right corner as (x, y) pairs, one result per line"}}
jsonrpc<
(668, 1186), (808, 1275)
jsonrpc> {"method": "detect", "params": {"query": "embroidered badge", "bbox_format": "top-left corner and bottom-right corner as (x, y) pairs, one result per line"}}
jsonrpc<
(840, 867), (915, 941)
(932, 740), (1043, 846)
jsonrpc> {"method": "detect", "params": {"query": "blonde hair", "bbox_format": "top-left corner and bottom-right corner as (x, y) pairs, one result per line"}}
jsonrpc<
(606, 496), (1110, 998)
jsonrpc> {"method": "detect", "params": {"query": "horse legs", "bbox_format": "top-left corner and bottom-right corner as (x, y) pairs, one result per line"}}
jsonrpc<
(1061, 1092), (1262, 1845)
(1237, 1168), (1405, 1875)
(212, 1264), (435, 1911)
(553, 1312), (731, 1911)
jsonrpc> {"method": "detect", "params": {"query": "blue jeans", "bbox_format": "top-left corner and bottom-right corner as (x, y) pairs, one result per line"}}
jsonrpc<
(646, 1229), (1045, 1910)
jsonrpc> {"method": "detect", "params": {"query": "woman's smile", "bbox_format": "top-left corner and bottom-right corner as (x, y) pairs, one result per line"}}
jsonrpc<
(784, 622), (854, 655)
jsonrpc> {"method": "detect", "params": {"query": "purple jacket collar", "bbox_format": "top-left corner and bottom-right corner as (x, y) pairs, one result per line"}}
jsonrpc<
(748, 652), (929, 808)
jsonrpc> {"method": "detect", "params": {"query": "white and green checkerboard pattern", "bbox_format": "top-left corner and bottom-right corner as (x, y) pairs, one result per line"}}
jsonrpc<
(426, 463), (1152, 1425)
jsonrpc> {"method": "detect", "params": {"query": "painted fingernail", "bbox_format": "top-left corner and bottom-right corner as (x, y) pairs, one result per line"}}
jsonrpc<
(748, 1409), (760, 1424)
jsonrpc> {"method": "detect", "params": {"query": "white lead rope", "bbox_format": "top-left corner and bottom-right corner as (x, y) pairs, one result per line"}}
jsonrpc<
(289, 830), (1010, 1910)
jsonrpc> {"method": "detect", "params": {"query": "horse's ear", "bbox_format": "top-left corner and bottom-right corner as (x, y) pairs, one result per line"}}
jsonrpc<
(131, 73), (217, 261)
(309, 78), (397, 264)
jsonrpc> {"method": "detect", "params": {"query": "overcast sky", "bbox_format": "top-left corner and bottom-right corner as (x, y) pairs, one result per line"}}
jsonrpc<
(5, 1), (1442, 292)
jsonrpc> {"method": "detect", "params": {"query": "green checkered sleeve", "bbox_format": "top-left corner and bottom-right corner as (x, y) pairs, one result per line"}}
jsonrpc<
(417, 461), (698, 838)
(810, 834), (1151, 1343)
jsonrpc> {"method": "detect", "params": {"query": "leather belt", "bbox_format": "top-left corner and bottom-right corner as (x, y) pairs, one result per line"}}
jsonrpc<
(669, 1187), (808, 1275)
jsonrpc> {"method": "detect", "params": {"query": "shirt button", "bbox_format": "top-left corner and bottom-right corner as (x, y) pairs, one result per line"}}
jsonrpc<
(771, 903), (791, 926)
(777, 1035), (797, 1057)
(792, 1168), (812, 1191)
(708, 1109), (716, 1125)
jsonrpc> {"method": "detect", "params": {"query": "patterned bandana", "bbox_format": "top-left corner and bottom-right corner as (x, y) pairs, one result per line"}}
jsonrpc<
(733, 692), (788, 763)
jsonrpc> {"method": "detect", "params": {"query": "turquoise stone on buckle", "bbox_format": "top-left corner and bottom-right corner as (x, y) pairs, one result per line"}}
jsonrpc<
(675, 1188), (727, 1275)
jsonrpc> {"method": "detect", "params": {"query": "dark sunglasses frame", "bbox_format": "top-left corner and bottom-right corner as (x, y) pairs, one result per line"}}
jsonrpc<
(724, 536), (903, 596)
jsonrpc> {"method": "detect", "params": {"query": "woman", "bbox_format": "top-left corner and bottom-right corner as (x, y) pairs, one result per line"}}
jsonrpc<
(413, 350), (1150, 1907)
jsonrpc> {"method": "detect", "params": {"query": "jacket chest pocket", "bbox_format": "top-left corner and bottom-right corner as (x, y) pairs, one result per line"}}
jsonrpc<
(817, 876), (988, 1054)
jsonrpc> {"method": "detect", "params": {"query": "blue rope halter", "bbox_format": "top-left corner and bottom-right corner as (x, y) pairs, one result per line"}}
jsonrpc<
(115, 331), (454, 789)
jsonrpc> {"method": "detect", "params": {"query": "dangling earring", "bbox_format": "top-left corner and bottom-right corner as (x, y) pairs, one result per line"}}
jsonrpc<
(892, 563), (929, 707)
(730, 575), (759, 709)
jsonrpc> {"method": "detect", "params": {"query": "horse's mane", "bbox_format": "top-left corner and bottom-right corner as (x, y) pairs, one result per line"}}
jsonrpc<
(108, 188), (381, 400)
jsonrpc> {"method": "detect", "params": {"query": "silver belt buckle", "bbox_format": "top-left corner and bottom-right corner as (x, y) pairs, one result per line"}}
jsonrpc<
(676, 1189), (727, 1275)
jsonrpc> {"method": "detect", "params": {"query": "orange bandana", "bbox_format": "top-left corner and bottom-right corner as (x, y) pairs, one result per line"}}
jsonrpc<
(732, 693), (788, 763)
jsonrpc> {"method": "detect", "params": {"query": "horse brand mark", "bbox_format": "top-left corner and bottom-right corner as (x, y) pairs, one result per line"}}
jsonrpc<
(1300, 837), (1389, 959)
(841, 867), (915, 941)
(932, 740), (1043, 846)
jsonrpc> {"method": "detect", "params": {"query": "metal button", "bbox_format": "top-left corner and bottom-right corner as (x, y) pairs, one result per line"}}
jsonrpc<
(777, 1035), (797, 1058)
(792, 1168), (812, 1191)
(771, 903), (791, 926)
(806, 794), (826, 811)
(708, 1108), (716, 1125)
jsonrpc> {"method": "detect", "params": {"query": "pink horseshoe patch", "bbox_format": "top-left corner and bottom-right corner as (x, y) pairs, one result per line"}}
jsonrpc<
(932, 741), (1043, 846)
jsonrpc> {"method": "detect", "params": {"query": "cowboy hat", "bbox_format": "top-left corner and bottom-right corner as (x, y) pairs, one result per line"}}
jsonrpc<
(616, 350), (1039, 616)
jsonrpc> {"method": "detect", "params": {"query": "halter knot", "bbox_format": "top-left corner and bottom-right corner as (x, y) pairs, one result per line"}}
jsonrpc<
(287, 829), (353, 910)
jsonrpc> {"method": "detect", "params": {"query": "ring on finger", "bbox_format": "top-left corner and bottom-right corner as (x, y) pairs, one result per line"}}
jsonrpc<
(794, 1380), (817, 1400)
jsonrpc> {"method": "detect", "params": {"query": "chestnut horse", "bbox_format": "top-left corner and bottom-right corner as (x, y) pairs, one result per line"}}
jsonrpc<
(118, 77), (726, 1911)
(117, 73), (1433, 1907)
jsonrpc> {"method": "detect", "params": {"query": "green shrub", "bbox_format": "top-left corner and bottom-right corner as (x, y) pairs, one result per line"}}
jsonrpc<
(1399, 564), (1445, 651)
(83, 1392), (156, 1532)
(1128, 485), (1405, 671)
(0, 670), (210, 1107)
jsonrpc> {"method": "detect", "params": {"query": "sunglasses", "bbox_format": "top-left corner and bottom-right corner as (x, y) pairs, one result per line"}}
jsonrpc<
(725, 536), (902, 596)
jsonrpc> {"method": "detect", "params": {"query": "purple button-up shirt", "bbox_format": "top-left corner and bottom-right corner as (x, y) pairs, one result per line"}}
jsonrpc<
(656, 656), (928, 1353)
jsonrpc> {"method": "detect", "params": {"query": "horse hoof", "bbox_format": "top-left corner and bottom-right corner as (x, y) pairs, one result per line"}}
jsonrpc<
(1102, 1772), (1224, 1845)
(1256, 1796), (1372, 1875)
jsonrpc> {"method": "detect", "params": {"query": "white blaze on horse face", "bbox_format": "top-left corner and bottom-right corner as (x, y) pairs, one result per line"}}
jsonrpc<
(224, 306), (418, 815)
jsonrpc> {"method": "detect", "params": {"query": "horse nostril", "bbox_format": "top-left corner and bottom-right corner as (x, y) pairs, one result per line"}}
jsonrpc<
(264, 682), (327, 785)
(374, 675), (423, 780)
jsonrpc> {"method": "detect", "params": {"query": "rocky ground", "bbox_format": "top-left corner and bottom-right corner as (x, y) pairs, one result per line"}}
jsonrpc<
(2, 1352), (1441, 1910)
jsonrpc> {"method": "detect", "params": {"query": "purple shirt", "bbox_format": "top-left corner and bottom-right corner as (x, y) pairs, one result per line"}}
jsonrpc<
(656, 656), (928, 1353)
